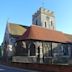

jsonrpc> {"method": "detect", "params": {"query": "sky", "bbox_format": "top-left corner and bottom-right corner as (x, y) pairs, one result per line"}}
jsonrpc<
(0, 0), (72, 45)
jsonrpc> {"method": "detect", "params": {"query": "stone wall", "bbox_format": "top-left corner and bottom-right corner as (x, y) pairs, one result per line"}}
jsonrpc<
(32, 7), (55, 30)
(12, 56), (37, 63)
(13, 40), (72, 64)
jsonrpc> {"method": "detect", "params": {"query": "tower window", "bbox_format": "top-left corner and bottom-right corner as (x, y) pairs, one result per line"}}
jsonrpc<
(51, 21), (53, 26)
(36, 20), (38, 25)
(45, 22), (46, 27)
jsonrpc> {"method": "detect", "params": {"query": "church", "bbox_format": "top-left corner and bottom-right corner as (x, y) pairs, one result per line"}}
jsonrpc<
(2, 7), (72, 64)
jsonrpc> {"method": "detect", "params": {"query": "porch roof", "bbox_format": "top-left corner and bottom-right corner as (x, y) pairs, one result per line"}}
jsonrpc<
(17, 25), (72, 43)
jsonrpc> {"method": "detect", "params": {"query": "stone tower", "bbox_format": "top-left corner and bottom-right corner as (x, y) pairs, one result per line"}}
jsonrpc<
(32, 7), (55, 30)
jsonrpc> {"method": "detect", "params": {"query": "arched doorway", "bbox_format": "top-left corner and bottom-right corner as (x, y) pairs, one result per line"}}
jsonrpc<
(30, 43), (36, 56)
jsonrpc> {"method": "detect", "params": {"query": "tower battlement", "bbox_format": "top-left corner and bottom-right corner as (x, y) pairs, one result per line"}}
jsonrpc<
(33, 7), (54, 17)
(32, 7), (55, 30)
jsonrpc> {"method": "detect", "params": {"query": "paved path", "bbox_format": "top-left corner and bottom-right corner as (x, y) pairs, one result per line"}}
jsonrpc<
(0, 65), (39, 72)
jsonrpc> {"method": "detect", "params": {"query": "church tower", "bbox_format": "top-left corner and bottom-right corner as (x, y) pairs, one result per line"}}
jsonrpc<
(32, 7), (55, 30)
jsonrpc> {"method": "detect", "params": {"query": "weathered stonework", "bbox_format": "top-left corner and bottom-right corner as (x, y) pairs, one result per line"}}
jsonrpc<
(32, 7), (55, 30)
(12, 40), (72, 64)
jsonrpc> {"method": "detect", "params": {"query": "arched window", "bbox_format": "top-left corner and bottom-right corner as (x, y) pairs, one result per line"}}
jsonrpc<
(36, 20), (38, 25)
(51, 21), (53, 26)
(63, 44), (68, 55)
(30, 43), (36, 56)
(45, 22), (46, 27)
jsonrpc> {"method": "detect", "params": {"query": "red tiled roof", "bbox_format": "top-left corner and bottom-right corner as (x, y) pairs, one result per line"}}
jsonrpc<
(64, 34), (72, 41)
(18, 25), (71, 43)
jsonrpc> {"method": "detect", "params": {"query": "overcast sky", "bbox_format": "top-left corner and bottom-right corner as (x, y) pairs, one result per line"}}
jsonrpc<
(0, 0), (72, 45)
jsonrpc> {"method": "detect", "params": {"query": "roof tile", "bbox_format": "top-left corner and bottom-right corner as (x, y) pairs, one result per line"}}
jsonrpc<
(18, 25), (71, 43)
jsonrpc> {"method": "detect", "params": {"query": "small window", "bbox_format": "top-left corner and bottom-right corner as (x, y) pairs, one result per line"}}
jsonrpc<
(36, 20), (38, 25)
(51, 21), (53, 26)
(38, 47), (40, 54)
(63, 44), (69, 55)
(45, 22), (46, 27)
